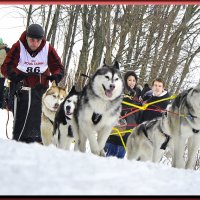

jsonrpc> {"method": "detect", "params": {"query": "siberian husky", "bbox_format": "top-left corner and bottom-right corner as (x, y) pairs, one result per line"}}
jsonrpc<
(41, 81), (66, 146)
(126, 115), (171, 163)
(52, 86), (79, 150)
(74, 60), (124, 156)
(127, 82), (200, 170)
(166, 83), (200, 169)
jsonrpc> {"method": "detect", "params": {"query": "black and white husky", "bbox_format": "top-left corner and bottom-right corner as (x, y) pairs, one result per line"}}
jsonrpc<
(52, 86), (79, 150)
(74, 61), (124, 156)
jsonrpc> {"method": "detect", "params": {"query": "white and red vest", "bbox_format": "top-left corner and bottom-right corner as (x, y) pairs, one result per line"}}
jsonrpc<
(17, 41), (49, 74)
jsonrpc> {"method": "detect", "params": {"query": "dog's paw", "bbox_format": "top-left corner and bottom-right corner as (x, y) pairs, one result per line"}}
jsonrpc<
(99, 149), (106, 157)
(79, 144), (86, 152)
(91, 149), (101, 156)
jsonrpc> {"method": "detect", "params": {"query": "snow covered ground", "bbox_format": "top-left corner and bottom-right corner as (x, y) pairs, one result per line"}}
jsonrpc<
(0, 109), (200, 195)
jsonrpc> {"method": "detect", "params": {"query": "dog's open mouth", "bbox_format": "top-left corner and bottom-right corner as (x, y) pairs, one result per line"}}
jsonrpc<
(102, 85), (114, 98)
(65, 111), (72, 116)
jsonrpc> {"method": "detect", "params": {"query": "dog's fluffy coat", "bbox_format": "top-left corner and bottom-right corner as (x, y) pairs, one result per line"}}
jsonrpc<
(126, 115), (170, 162)
(41, 81), (66, 146)
(52, 86), (79, 150)
(127, 82), (200, 170)
(74, 61), (124, 156)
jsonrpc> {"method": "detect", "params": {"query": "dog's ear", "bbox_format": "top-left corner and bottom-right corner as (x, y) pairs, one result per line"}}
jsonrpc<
(113, 61), (119, 70)
(52, 80), (57, 87)
(68, 85), (76, 95)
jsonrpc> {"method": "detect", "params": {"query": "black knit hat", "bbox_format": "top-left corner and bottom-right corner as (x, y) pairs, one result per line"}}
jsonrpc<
(26, 24), (44, 39)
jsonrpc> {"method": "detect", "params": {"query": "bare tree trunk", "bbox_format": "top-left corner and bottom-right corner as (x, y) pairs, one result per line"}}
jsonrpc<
(90, 5), (106, 73)
(46, 5), (61, 45)
(104, 5), (112, 64)
(26, 5), (33, 28)
(62, 5), (80, 68)
(44, 5), (52, 37)
(76, 5), (95, 90)
(51, 5), (61, 46)
(60, 5), (80, 88)
(115, 5), (133, 62)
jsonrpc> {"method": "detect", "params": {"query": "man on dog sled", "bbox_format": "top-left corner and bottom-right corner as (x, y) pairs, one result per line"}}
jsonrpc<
(1, 24), (64, 143)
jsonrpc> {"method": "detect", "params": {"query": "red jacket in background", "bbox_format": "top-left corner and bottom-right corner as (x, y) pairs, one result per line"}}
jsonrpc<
(1, 31), (64, 88)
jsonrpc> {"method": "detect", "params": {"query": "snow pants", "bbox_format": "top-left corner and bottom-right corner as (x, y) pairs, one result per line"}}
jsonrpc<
(12, 84), (46, 143)
(0, 77), (5, 109)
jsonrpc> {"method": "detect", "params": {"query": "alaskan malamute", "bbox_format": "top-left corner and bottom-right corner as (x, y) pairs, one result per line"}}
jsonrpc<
(74, 60), (124, 156)
(52, 86), (79, 150)
(41, 81), (66, 146)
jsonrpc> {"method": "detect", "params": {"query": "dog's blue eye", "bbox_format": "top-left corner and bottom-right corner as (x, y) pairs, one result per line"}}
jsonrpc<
(105, 76), (109, 80)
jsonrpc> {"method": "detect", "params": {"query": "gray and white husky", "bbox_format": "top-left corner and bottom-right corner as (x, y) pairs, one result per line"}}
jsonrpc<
(74, 61), (124, 156)
(52, 86), (79, 150)
(166, 82), (200, 169)
(126, 115), (171, 163)
(127, 82), (200, 170)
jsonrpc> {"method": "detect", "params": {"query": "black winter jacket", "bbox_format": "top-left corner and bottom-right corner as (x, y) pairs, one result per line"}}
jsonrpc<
(137, 91), (170, 124)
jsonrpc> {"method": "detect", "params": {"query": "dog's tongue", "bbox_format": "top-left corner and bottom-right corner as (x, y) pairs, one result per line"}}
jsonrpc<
(105, 90), (113, 98)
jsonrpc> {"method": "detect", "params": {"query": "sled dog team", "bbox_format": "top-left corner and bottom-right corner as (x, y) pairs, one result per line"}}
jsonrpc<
(41, 60), (200, 170)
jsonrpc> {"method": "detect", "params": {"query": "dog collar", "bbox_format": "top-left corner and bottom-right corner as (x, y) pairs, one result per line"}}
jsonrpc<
(65, 115), (71, 120)
(158, 123), (170, 150)
(141, 124), (153, 145)
(43, 113), (54, 125)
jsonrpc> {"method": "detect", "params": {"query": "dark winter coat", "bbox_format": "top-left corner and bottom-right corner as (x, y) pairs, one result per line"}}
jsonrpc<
(106, 86), (142, 146)
(1, 31), (64, 88)
(141, 84), (151, 100)
(137, 91), (170, 124)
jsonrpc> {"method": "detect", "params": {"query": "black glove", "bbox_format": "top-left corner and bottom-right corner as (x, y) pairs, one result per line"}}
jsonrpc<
(9, 72), (26, 83)
(46, 74), (62, 85)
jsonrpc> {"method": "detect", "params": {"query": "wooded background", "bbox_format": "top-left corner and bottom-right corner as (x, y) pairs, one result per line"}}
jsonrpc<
(17, 5), (200, 93)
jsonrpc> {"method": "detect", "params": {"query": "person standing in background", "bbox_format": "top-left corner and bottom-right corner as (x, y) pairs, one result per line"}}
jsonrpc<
(0, 37), (8, 109)
(1, 24), (64, 143)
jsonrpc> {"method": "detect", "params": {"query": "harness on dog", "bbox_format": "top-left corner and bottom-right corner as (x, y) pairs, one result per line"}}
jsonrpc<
(68, 125), (73, 137)
(158, 124), (170, 150)
(142, 120), (170, 150)
(140, 124), (153, 145)
(92, 112), (102, 125)
(48, 117), (54, 125)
